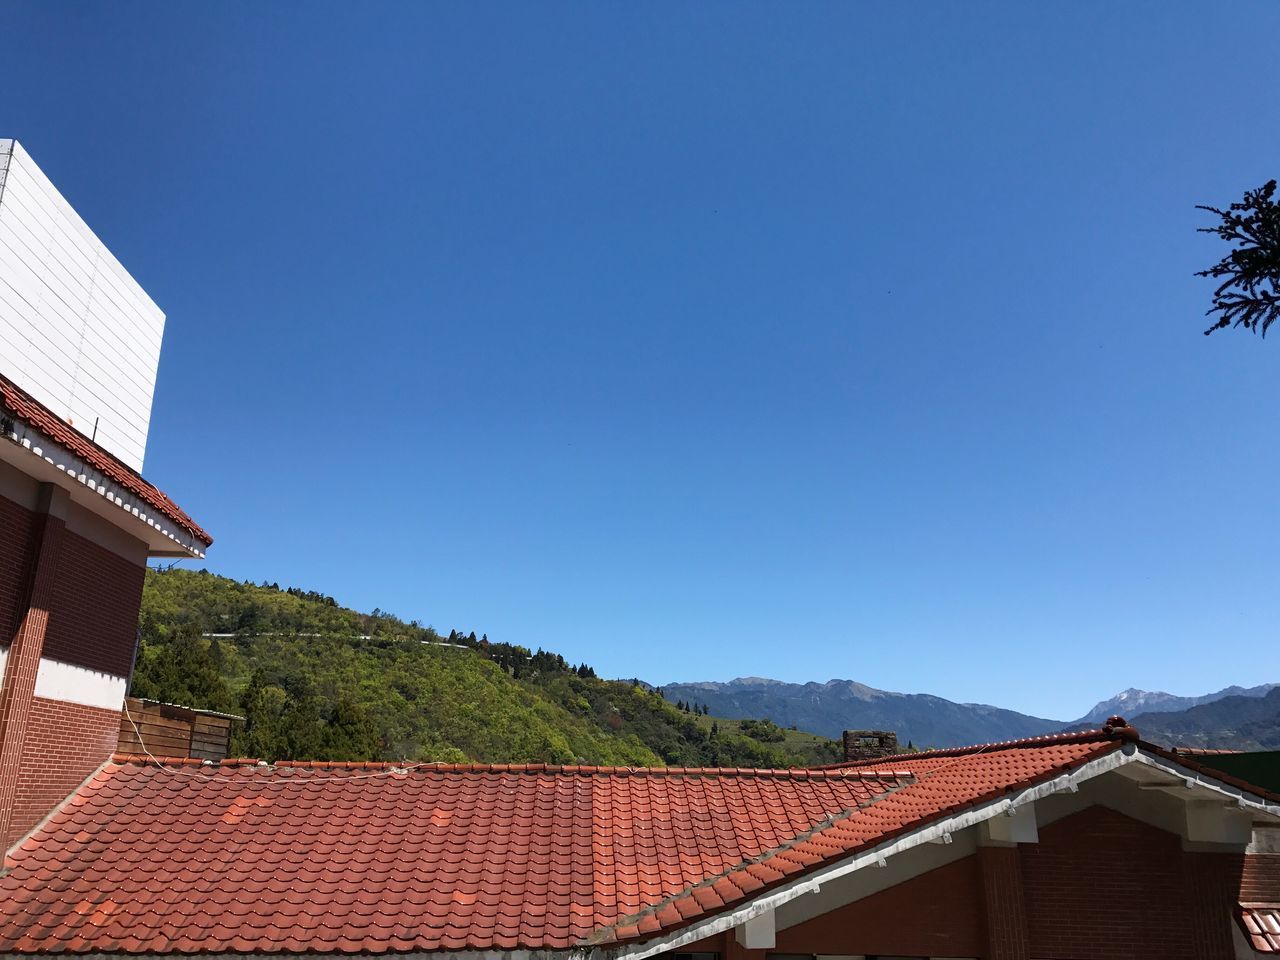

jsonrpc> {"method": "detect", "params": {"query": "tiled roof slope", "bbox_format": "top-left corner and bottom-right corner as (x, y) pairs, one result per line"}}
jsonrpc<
(0, 372), (212, 547)
(0, 730), (1140, 955)
(0, 761), (911, 954)
(592, 729), (1122, 944)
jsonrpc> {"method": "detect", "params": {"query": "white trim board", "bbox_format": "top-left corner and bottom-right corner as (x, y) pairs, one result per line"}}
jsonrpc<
(0, 647), (128, 711)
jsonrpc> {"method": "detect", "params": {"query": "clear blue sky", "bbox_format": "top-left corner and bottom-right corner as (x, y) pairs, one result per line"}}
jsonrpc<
(4, 3), (1278, 720)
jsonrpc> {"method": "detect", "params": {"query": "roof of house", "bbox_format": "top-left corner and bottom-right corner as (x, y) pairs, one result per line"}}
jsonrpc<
(1173, 746), (1243, 756)
(0, 372), (212, 548)
(0, 727), (1143, 955)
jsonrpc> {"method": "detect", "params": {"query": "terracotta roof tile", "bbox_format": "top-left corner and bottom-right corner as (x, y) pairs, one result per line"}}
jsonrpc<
(1172, 746), (1243, 756)
(0, 372), (212, 547)
(0, 728), (1196, 955)
(1242, 906), (1280, 953)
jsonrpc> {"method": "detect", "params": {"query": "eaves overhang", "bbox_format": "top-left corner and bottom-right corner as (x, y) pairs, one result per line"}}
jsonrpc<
(0, 417), (207, 558)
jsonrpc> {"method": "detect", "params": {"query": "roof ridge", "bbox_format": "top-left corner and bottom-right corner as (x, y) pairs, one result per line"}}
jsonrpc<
(107, 753), (916, 779)
(817, 725), (1122, 768)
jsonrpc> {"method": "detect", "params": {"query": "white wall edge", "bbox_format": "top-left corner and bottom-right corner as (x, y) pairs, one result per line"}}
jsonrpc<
(30, 653), (128, 711)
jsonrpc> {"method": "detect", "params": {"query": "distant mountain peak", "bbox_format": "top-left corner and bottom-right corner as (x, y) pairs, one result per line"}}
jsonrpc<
(661, 675), (1280, 751)
(1079, 683), (1279, 725)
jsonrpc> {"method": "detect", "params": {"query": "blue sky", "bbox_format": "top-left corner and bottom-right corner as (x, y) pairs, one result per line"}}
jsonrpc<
(4, 3), (1278, 720)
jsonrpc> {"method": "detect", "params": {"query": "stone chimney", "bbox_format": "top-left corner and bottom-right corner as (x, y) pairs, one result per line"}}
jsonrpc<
(842, 729), (899, 762)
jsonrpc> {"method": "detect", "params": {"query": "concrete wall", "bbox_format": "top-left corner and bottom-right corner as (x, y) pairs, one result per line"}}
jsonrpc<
(0, 139), (165, 472)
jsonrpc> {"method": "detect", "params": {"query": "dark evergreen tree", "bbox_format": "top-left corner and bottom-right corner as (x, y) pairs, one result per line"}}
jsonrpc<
(322, 695), (382, 760)
(1197, 179), (1280, 336)
(129, 624), (235, 713)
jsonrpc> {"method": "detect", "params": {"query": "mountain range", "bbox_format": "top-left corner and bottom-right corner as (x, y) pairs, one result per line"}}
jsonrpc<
(1077, 684), (1278, 724)
(660, 677), (1280, 750)
(137, 567), (1278, 758)
(1122, 687), (1280, 751)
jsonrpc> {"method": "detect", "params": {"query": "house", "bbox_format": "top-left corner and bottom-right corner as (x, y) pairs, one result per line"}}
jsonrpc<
(3, 141), (1279, 958)
(0, 139), (211, 851)
(0, 718), (1278, 958)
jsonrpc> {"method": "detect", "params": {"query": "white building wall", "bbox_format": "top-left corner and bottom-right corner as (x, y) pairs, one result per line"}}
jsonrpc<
(0, 139), (165, 472)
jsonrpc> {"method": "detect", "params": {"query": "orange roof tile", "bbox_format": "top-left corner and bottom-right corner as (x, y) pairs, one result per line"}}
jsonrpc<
(1242, 906), (1280, 953)
(0, 726), (1216, 955)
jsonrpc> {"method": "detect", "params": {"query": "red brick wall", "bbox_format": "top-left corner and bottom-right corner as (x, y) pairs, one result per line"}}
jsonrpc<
(774, 853), (985, 958)
(981, 845), (1031, 960)
(42, 528), (145, 678)
(1243, 853), (1280, 901)
(0, 494), (38, 648)
(5, 696), (120, 847)
(774, 807), (1251, 960)
(1183, 852), (1244, 959)
(1023, 805), (1204, 960)
(1, 490), (144, 850)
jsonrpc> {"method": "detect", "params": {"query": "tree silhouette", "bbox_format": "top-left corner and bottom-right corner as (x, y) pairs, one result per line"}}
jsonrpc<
(1197, 179), (1280, 337)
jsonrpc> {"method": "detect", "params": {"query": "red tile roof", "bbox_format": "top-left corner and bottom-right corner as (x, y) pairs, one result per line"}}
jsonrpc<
(1172, 746), (1242, 756)
(1241, 906), (1280, 953)
(595, 730), (1123, 945)
(0, 728), (1142, 955)
(0, 372), (212, 548)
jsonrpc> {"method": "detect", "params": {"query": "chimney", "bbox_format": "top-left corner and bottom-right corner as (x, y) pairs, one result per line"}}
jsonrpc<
(842, 729), (899, 762)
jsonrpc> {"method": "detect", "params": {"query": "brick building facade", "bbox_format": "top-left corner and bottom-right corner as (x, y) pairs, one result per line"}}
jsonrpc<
(0, 376), (211, 849)
(0, 140), (211, 852)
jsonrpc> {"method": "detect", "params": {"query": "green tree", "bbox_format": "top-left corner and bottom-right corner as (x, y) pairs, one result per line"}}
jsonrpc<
(139, 568), (842, 768)
(130, 625), (235, 712)
(235, 670), (325, 761)
(1198, 179), (1280, 336)
(322, 696), (382, 760)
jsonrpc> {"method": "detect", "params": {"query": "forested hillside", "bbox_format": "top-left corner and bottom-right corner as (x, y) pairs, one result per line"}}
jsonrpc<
(131, 568), (841, 766)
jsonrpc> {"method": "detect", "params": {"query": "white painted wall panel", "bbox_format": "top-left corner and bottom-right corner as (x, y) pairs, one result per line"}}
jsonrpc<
(0, 139), (165, 471)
